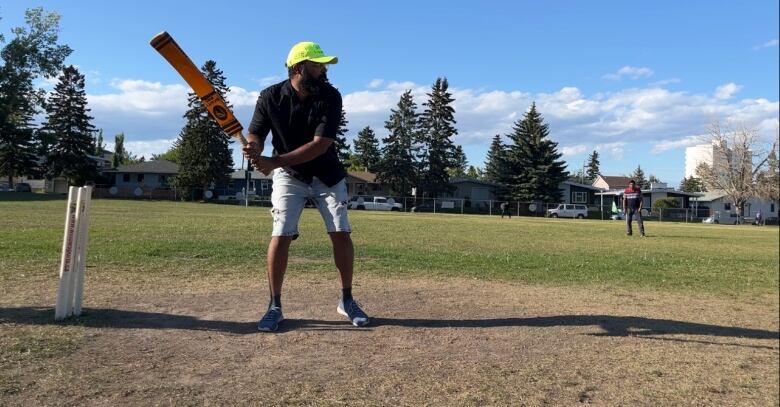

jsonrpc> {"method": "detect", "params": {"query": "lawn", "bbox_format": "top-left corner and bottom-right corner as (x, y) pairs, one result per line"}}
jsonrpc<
(1, 194), (777, 297)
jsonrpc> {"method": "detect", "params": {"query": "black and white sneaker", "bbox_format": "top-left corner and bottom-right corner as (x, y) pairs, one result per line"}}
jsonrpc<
(258, 306), (284, 332)
(337, 299), (370, 327)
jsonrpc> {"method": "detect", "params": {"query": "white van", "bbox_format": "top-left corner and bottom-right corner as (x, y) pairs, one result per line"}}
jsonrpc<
(547, 204), (588, 219)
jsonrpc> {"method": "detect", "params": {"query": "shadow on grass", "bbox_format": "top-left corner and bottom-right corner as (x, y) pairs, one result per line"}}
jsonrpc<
(1, 307), (777, 348)
(0, 192), (66, 201)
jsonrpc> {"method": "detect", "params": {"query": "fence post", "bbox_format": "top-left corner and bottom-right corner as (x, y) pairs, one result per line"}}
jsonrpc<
(433, 198), (436, 214)
(461, 199), (464, 214)
(489, 200), (492, 216)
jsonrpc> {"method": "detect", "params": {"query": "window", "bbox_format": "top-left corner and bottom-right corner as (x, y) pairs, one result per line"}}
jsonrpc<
(122, 174), (130, 182)
(564, 204), (574, 210)
(772, 203), (775, 212)
(572, 191), (587, 203)
(160, 175), (167, 186)
(724, 203), (731, 211)
(137, 174), (144, 183)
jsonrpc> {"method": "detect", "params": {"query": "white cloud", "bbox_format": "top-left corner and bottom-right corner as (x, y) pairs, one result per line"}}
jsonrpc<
(255, 76), (282, 86)
(368, 79), (384, 88)
(649, 78), (681, 87)
(602, 66), (654, 81)
(753, 39), (779, 50)
(650, 135), (706, 154)
(561, 144), (589, 156)
(714, 83), (742, 100)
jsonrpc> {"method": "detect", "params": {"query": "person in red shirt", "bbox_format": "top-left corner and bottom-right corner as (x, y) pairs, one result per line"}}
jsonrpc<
(622, 180), (646, 237)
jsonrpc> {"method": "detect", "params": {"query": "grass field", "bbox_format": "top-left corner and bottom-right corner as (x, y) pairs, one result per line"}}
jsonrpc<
(1, 194), (777, 296)
(1, 194), (778, 405)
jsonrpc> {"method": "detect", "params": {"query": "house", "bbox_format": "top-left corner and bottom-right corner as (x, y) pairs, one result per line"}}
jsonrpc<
(444, 177), (500, 200)
(596, 182), (702, 210)
(592, 175), (632, 190)
(559, 180), (602, 204)
(691, 191), (778, 220)
(346, 171), (390, 196)
(222, 169), (273, 197)
(112, 160), (178, 189)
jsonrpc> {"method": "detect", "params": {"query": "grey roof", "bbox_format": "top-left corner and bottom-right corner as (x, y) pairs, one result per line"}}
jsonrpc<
(450, 177), (501, 187)
(691, 191), (728, 202)
(563, 180), (602, 190)
(114, 160), (179, 174)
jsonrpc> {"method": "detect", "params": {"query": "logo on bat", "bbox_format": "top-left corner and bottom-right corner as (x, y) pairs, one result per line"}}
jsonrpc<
(211, 105), (229, 121)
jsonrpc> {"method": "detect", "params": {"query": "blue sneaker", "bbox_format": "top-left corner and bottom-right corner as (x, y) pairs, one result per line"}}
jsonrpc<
(337, 299), (370, 327)
(258, 306), (284, 332)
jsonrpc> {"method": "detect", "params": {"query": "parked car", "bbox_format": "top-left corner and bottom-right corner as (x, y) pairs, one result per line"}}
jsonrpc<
(14, 182), (31, 192)
(410, 201), (435, 213)
(702, 212), (741, 225)
(610, 210), (624, 220)
(348, 196), (403, 211)
(547, 204), (588, 219)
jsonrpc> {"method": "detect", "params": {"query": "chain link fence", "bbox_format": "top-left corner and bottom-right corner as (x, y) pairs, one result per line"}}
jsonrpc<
(87, 185), (775, 224)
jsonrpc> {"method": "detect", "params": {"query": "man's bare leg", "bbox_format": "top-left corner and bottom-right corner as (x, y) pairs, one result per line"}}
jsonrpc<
(267, 236), (293, 296)
(329, 232), (353, 288)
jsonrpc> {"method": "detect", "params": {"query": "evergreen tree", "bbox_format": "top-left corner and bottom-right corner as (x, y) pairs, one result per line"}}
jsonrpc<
(648, 174), (661, 185)
(43, 65), (97, 185)
(448, 144), (468, 178)
(585, 150), (600, 182)
(172, 60), (234, 197)
(630, 165), (649, 189)
(376, 90), (419, 196)
(466, 165), (483, 179)
(679, 176), (706, 192)
(484, 134), (507, 184)
(335, 107), (351, 162)
(94, 129), (105, 155)
(504, 103), (568, 202)
(112, 132), (128, 168)
(418, 77), (457, 196)
(352, 126), (381, 172)
(0, 8), (71, 186)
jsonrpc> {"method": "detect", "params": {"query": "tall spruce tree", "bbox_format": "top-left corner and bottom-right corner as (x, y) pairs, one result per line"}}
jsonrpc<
(504, 103), (567, 202)
(112, 132), (128, 168)
(352, 126), (381, 172)
(43, 65), (97, 185)
(335, 107), (351, 162)
(376, 90), (419, 196)
(448, 144), (468, 178)
(173, 60), (234, 197)
(94, 129), (105, 155)
(630, 165), (649, 189)
(585, 150), (600, 182)
(0, 8), (71, 186)
(418, 77), (457, 196)
(484, 134), (507, 183)
(679, 176), (706, 192)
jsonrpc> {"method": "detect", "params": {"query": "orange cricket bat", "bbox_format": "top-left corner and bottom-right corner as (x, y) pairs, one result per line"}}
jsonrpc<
(150, 31), (247, 146)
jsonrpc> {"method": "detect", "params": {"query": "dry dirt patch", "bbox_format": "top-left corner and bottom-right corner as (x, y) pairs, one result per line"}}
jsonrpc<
(1, 275), (778, 406)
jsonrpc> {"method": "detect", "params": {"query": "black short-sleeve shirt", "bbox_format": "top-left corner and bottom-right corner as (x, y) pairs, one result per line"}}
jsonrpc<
(248, 79), (346, 187)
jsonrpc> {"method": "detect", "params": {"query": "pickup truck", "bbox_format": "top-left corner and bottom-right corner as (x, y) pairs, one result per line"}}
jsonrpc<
(348, 196), (403, 211)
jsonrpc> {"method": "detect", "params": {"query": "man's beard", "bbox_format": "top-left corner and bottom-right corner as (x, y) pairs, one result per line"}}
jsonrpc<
(301, 69), (327, 96)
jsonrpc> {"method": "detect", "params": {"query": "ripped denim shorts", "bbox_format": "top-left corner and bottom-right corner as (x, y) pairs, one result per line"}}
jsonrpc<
(269, 168), (351, 239)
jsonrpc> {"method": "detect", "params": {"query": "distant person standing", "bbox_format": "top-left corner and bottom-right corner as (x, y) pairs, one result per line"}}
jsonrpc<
(755, 209), (763, 226)
(622, 180), (646, 237)
(500, 202), (511, 219)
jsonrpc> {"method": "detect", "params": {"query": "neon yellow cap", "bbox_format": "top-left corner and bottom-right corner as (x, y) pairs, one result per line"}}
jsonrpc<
(286, 41), (338, 68)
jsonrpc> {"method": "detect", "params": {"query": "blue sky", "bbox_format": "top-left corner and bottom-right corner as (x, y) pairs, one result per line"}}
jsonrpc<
(3, 1), (778, 186)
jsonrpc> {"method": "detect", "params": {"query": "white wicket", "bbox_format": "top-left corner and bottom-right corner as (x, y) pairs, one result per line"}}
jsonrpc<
(55, 186), (93, 320)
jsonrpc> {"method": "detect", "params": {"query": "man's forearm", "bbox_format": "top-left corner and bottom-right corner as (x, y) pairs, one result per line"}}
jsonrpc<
(274, 139), (330, 167)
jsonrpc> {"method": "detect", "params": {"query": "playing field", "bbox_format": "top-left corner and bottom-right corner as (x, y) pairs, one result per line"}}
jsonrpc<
(1, 195), (778, 405)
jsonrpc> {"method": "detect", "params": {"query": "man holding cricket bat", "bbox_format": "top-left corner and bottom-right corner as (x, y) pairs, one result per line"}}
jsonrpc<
(242, 42), (369, 332)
